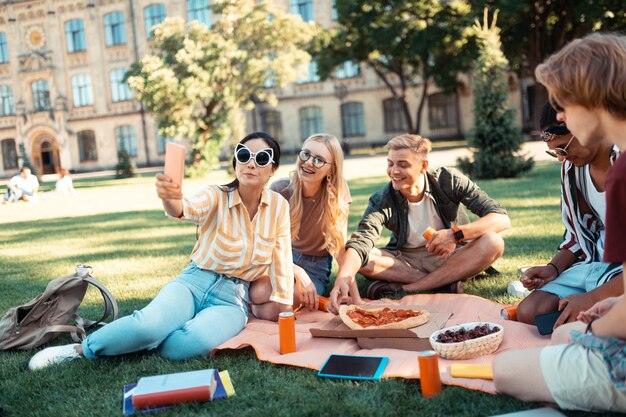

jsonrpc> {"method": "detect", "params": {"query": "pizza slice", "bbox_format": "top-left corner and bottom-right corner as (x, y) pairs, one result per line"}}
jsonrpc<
(339, 305), (431, 330)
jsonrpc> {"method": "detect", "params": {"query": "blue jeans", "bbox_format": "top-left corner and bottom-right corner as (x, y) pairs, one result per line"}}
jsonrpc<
(293, 250), (332, 295)
(82, 262), (249, 361)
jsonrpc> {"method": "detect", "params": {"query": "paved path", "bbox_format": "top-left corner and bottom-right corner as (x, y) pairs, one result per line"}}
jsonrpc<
(1, 141), (554, 224)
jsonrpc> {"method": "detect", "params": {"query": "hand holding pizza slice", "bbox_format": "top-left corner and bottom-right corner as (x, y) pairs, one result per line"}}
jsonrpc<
(339, 305), (431, 330)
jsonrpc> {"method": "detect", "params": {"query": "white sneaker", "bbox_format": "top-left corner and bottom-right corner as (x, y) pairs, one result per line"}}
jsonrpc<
(29, 344), (82, 370)
(507, 280), (532, 298)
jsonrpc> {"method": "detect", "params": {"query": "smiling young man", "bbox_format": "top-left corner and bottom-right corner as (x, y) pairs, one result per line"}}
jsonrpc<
(516, 103), (623, 327)
(328, 134), (510, 309)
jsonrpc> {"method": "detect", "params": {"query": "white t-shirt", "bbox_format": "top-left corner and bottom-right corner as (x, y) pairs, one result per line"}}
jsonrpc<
(585, 165), (607, 258)
(405, 177), (445, 248)
(55, 175), (74, 193)
(10, 173), (39, 193)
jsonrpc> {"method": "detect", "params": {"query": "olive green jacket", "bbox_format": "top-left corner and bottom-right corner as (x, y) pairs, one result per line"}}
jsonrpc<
(345, 167), (507, 267)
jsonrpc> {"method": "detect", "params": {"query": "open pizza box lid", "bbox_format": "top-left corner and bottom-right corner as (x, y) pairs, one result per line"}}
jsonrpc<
(309, 304), (452, 339)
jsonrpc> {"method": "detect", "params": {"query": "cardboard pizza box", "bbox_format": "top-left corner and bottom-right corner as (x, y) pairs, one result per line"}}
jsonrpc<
(309, 304), (451, 344)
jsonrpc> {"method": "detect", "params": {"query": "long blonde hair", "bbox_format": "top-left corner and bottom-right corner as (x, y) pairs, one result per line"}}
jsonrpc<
(289, 134), (349, 256)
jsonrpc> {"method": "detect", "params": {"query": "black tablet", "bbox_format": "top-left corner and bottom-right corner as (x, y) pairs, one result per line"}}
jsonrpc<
(317, 354), (389, 381)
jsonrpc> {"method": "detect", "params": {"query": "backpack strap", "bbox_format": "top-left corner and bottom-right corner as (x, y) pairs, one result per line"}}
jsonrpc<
(77, 275), (119, 328)
(42, 324), (87, 343)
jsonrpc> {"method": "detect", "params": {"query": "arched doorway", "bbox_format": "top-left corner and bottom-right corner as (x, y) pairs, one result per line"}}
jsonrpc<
(32, 134), (60, 175)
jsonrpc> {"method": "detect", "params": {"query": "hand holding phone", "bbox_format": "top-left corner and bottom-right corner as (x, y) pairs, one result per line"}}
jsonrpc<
(164, 142), (186, 190)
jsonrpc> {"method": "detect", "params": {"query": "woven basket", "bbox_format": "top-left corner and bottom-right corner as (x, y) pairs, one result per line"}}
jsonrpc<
(429, 322), (504, 360)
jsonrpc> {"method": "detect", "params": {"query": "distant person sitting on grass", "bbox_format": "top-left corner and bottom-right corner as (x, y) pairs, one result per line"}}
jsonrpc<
(3, 167), (39, 204)
(494, 32), (626, 414)
(328, 134), (510, 312)
(516, 103), (623, 327)
(55, 169), (75, 194)
(250, 133), (362, 319)
(29, 132), (294, 369)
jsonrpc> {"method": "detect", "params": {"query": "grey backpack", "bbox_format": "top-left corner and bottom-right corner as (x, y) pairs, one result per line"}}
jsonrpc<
(0, 265), (118, 350)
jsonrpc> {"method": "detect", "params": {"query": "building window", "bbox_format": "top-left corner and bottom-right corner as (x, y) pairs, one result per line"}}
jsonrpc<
(110, 68), (133, 102)
(290, 0), (313, 21)
(299, 106), (323, 141)
(428, 92), (458, 129)
(1, 139), (18, 170)
(331, 0), (338, 20)
(144, 4), (166, 40)
(383, 97), (408, 133)
(341, 102), (365, 138)
(65, 19), (86, 52)
(71, 74), (94, 107)
(187, 0), (211, 26)
(115, 125), (137, 157)
(260, 110), (282, 142)
(0, 85), (14, 116)
(0, 32), (8, 64)
(32, 80), (51, 112)
(336, 61), (359, 79)
(104, 12), (127, 46)
(77, 130), (98, 162)
(297, 60), (320, 84)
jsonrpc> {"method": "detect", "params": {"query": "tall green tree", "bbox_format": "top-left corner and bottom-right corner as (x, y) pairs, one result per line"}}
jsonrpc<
(313, 0), (476, 134)
(126, 0), (315, 172)
(457, 9), (533, 179)
(469, 0), (626, 124)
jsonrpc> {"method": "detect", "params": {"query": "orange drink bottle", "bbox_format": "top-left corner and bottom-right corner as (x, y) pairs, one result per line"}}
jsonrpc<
(501, 304), (518, 321)
(278, 311), (296, 354)
(318, 296), (330, 312)
(423, 227), (436, 241)
(417, 350), (442, 397)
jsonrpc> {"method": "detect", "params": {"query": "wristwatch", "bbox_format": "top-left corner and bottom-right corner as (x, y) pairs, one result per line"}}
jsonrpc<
(451, 225), (464, 243)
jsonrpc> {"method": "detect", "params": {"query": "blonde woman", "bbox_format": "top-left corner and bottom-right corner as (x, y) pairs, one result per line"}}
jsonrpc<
(250, 133), (362, 319)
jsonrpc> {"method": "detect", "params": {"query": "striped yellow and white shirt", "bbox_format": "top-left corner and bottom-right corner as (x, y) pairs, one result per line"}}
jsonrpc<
(176, 185), (293, 305)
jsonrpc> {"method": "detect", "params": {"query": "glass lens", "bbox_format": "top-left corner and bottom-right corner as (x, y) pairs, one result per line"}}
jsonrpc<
(255, 150), (272, 167)
(313, 156), (326, 168)
(299, 150), (311, 163)
(235, 146), (251, 164)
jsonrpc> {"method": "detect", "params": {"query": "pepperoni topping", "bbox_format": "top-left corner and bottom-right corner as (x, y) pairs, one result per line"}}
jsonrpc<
(346, 307), (423, 328)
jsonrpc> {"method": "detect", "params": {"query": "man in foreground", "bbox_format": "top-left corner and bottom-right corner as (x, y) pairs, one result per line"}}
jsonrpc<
(494, 32), (626, 413)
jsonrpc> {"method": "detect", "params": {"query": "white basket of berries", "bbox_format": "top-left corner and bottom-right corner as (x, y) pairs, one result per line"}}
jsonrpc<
(429, 322), (504, 360)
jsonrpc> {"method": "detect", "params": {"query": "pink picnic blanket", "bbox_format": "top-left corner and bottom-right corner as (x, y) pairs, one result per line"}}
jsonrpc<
(213, 294), (550, 394)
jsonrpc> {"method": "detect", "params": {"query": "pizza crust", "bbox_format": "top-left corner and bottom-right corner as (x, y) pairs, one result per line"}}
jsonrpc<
(339, 305), (431, 330)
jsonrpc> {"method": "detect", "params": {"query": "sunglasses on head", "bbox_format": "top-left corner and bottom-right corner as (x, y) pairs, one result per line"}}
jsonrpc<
(545, 135), (575, 159)
(541, 124), (570, 142)
(234, 143), (274, 167)
(298, 149), (331, 168)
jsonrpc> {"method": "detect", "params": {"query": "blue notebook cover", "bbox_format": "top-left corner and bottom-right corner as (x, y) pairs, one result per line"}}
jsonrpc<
(123, 370), (231, 415)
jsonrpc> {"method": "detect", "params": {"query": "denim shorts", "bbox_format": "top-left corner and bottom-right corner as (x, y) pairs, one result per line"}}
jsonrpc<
(539, 261), (623, 299)
(293, 249), (332, 295)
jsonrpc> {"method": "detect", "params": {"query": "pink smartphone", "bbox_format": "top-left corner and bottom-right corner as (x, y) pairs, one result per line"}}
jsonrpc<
(164, 142), (186, 190)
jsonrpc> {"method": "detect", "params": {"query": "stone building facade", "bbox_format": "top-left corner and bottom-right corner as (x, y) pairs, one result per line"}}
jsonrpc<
(0, 0), (535, 178)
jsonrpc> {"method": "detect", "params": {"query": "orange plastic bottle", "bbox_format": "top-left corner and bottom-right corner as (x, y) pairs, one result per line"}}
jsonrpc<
(278, 312), (296, 354)
(423, 227), (436, 241)
(417, 350), (442, 397)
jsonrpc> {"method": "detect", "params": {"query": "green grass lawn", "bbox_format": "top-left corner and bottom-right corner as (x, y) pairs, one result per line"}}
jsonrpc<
(0, 162), (612, 416)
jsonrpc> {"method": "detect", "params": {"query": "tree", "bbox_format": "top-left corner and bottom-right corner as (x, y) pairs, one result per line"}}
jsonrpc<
(18, 143), (36, 176)
(457, 9), (533, 179)
(115, 148), (135, 179)
(469, 0), (626, 125)
(312, 0), (476, 134)
(126, 0), (315, 172)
